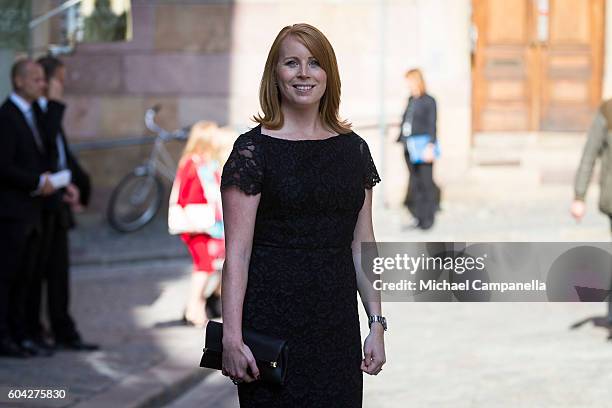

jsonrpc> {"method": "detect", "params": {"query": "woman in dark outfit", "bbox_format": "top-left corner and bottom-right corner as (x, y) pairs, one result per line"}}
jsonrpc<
(397, 68), (440, 230)
(219, 24), (387, 407)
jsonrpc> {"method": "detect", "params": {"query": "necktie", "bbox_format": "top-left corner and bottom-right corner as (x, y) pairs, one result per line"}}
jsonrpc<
(25, 107), (45, 153)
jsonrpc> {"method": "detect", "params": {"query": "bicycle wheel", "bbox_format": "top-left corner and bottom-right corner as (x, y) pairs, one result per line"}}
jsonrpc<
(107, 170), (164, 232)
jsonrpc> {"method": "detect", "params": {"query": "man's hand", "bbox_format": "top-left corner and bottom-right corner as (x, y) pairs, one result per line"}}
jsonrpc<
(40, 172), (56, 196)
(47, 77), (64, 101)
(570, 199), (586, 222)
(63, 183), (83, 212)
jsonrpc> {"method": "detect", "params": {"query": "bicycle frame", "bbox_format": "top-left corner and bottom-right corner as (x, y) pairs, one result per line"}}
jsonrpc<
(136, 106), (188, 182)
(141, 138), (176, 182)
(107, 105), (189, 232)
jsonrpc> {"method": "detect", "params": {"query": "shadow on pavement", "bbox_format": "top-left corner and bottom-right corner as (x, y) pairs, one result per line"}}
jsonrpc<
(569, 315), (612, 340)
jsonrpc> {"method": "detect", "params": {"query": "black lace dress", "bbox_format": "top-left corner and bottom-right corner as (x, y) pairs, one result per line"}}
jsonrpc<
(220, 124), (381, 408)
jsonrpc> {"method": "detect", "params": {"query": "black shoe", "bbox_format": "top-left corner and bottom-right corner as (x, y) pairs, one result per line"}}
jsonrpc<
(19, 339), (54, 357)
(55, 338), (99, 351)
(0, 338), (29, 358)
(32, 337), (55, 356)
(418, 219), (434, 230)
(181, 313), (196, 327)
(181, 313), (207, 328)
(401, 219), (421, 231)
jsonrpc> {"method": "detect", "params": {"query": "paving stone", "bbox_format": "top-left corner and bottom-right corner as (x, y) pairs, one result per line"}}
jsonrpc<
(3, 147), (611, 408)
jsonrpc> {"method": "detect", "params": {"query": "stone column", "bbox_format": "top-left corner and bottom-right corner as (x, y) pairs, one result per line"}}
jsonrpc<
(0, 48), (15, 98)
(415, 0), (472, 183)
(382, 0), (472, 206)
(602, 0), (612, 99)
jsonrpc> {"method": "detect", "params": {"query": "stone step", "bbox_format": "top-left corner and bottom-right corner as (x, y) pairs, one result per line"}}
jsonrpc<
(469, 132), (588, 184)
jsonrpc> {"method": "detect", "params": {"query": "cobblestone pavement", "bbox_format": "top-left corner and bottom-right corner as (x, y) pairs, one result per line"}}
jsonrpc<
(69, 213), (187, 266)
(0, 226), (205, 408)
(165, 183), (612, 408)
(1, 178), (611, 407)
(167, 302), (612, 408)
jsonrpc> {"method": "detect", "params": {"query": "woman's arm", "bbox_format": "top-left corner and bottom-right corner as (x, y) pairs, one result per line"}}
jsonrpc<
(423, 96), (437, 162)
(220, 186), (261, 382)
(352, 188), (386, 375)
(426, 96), (437, 143)
(353, 189), (381, 317)
(396, 102), (410, 143)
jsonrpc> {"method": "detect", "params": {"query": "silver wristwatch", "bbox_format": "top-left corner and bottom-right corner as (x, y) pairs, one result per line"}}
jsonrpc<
(368, 315), (387, 331)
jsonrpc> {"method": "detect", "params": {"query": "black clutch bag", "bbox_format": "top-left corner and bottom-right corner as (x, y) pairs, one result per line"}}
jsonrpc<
(200, 321), (289, 386)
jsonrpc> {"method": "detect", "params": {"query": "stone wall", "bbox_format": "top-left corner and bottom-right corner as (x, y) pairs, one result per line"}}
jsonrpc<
(57, 0), (471, 213)
(62, 1), (235, 213)
(63, 1), (234, 136)
(602, 0), (612, 99)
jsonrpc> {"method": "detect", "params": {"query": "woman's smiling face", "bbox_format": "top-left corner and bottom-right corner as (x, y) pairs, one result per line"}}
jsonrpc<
(275, 35), (327, 109)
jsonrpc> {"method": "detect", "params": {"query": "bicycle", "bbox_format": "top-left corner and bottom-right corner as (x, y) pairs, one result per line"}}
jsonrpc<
(107, 105), (190, 232)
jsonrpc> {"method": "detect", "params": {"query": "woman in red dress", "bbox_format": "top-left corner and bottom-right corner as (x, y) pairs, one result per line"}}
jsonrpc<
(174, 121), (225, 327)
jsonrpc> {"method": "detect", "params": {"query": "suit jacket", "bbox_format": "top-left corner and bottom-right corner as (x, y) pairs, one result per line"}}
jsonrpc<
(574, 100), (612, 215)
(0, 98), (52, 225)
(40, 100), (91, 228)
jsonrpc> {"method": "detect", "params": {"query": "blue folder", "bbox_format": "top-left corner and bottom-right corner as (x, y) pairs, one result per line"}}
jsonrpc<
(406, 134), (440, 164)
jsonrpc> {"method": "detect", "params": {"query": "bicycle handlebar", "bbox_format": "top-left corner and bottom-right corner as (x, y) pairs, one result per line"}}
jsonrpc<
(144, 105), (189, 141)
(144, 107), (162, 133)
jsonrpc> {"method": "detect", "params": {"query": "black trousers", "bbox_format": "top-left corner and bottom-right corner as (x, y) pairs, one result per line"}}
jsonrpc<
(403, 149), (438, 227)
(0, 220), (41, 341)
(26, 209), (78, 342)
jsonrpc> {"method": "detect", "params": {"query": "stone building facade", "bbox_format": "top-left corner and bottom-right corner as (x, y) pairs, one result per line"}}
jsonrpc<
(7, 0), (612, 211)
(55, 0), (471, 211)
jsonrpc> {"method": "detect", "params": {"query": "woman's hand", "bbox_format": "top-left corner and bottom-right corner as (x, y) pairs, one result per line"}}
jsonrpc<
(221, 339), (260, 383)
(423, 143), (435, 163)
(361, 325), (386, 375)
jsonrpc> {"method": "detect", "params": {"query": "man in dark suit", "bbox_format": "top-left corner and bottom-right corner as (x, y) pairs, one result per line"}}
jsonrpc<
(25, 56), (99, 351)
(0, 59), (57, 357)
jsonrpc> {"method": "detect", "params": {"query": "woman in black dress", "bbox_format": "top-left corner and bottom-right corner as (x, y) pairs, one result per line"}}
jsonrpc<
(397, 68), (440, 230)
(219, 23), (386, 407)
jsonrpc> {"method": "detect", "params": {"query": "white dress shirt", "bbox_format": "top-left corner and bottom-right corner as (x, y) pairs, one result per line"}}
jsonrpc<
(38, 97), (68, 170)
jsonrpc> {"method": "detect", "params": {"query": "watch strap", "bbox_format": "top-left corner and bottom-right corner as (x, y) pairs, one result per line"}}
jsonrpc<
(368, 315), (387, 331)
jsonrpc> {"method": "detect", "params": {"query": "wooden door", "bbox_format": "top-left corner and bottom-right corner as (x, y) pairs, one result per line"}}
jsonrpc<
(540, 0), (605, 130)
(472, 0), (534, 131)
(472, 0), (604, 132)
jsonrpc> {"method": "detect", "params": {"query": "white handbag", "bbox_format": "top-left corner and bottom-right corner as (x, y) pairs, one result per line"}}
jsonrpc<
(168, 171), (216, 235)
